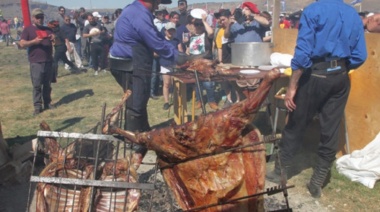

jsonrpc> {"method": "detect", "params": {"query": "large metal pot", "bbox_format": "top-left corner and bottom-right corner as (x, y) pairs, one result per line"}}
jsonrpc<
(231, 42), (272, 66)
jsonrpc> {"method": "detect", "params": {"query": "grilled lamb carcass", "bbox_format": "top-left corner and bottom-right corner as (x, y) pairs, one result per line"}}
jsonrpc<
(105, 69), (281, 211)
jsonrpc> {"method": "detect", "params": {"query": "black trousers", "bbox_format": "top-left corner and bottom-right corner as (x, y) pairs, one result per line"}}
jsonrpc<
(90, 42), (105, 71)
(30, 62), (53, 110)
(52, 45), (76, 81)
(279, 69), (350, 166)
(110, 42), (153, 133)
(111, 69), (151, 132)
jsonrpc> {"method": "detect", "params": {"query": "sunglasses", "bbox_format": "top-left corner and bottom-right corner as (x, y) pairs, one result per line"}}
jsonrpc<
(194, 23), (203, 27)
(35, 15), (44, 19)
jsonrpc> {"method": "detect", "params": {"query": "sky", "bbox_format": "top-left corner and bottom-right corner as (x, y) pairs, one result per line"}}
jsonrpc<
(37, 0), (229, 10)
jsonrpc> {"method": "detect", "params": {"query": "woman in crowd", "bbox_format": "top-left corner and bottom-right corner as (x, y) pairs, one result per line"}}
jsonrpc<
(187, 13), (218, 110)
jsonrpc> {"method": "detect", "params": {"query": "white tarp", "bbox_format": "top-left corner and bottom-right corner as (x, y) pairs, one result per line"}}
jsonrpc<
(336, 132), (380, 188)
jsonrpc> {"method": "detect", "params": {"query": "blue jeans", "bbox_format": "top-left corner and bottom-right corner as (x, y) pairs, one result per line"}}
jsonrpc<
(195, 81), (216, 103)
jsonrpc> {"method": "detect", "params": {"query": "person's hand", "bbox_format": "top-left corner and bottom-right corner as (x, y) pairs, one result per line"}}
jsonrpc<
(48, 34), (55, 41)
(284, 86), (297, 112)
(229, 16), (235, 24)
(201, 13), (207, 22)
(33, 37), (43, 45)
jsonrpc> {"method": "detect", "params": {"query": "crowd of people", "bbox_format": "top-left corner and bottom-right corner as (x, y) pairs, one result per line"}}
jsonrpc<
(13, 0), (379, 115)
(0, 9), (23, 45)
(149, 1), (275, 111)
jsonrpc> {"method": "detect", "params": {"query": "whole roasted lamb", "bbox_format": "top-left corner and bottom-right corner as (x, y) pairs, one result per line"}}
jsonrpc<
(104, 68), (281, 211)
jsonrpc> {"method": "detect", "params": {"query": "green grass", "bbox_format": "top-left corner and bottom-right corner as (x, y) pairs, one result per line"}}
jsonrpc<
(1, 34), (380, 211)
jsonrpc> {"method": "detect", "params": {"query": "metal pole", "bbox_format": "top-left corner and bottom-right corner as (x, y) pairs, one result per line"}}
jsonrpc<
(194, 70), (206, 114)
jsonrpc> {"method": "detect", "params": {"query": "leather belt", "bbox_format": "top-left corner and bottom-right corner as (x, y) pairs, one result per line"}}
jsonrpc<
(310, 58), (347, 75)
(109, 57), (133, 72)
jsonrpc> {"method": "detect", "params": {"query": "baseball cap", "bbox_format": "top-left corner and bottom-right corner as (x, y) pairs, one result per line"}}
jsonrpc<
(165, 22), (176, 30)
(156, 5), (167, 13)
(32, 8), (44, 17)
(92, 11), (102, 18)
(367, 12), (375, 17)
(241, 2), (260, 14)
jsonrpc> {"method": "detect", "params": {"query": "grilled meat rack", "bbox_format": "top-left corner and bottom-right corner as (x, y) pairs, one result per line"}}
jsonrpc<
(27, 104), (293, 211)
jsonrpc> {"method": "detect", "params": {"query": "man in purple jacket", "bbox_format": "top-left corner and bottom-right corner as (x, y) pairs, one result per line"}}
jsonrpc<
(109, 0), (177, 161)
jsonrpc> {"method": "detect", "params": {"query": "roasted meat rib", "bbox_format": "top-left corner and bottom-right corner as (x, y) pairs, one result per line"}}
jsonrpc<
(105, 69), (281, 211)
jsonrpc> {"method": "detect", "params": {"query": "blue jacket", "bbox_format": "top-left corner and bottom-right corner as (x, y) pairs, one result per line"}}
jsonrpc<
(291, 0), (367, 71)
(230, 21), (264, 43)
(110, 0), (178, 61)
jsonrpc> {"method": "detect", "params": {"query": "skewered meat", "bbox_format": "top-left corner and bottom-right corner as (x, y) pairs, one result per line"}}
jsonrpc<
(105, 69), (281, 211)
(35, 158), (94, 212)
(179, 58), (218, 78)
(95, 159), (140, 212)
(35, 122), (139, 212)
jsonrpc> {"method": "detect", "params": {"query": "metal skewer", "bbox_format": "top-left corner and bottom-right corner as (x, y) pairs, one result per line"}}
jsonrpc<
(193, 70), (206, 114)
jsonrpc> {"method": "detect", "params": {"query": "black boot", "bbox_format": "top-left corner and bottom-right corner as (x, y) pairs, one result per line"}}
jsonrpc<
(124, 110), (149, 151)
(307, 159), (332, 198)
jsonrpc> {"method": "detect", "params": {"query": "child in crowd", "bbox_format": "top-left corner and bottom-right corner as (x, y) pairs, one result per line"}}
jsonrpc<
(160, 22), (182, 110)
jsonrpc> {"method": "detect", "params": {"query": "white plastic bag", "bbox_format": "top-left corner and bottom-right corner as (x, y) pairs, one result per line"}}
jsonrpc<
(336, 132), (380, 188)
(270, 52), (293, 67)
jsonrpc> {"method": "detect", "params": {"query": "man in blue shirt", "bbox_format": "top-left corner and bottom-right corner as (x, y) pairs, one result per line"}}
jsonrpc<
(109, 0), (177, 164)
(267, 0), (367, 198)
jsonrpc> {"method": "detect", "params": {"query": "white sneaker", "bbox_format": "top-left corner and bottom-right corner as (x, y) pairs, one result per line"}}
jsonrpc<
(102, 69), (107, 73)
(94, 70), (99, 76)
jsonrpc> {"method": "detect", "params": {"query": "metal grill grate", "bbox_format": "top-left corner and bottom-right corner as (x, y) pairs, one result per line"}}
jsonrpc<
(27, 130), (161, 212)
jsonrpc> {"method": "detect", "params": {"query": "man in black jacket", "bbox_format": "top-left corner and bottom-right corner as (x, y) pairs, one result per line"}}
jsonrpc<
(60, 15), (83, 70)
